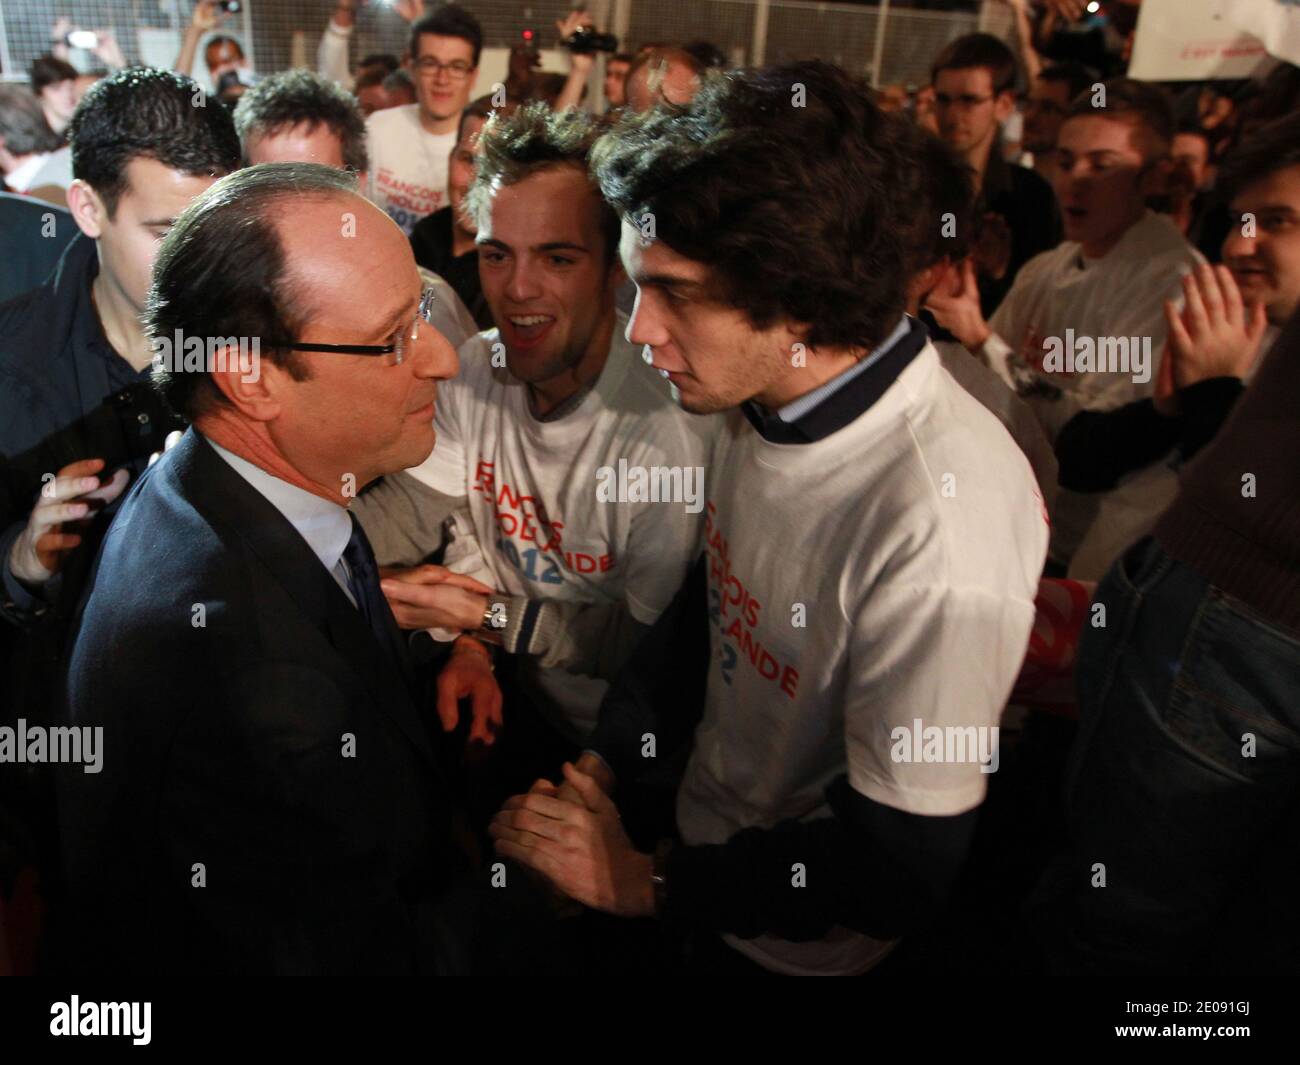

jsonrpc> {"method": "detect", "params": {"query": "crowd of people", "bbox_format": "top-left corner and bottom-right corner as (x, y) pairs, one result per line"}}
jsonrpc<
(0, 0), (1296, 982)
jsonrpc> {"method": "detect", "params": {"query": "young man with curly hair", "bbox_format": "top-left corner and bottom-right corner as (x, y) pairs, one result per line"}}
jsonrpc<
(490, 61), (1049, 975)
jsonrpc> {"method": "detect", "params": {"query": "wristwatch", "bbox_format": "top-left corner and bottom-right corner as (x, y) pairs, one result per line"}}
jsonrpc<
(481, 596), (509, 632)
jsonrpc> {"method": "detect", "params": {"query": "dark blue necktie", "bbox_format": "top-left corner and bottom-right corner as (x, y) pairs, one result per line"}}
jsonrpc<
(342, 514), (406, 675)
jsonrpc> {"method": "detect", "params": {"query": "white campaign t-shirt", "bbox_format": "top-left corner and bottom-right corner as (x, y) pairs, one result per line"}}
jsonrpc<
(409, 315), (714, 737)
(676, 342), (1048, 975)
(982, 210), (1204, 579)
(936, 340), (1058, 512)
(365, 104), (455, 236)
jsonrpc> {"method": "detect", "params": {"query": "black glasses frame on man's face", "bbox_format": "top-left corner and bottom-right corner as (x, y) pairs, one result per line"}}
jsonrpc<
(415, 57), (474, 80)
(280, 286), (438, 366)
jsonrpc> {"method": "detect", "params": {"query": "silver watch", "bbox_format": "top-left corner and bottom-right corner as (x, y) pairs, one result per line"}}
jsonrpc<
(482, 597), (509, 631)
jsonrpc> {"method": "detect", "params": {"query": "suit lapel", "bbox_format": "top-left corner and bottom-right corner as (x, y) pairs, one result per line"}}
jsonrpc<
(170, 430), (441, 776)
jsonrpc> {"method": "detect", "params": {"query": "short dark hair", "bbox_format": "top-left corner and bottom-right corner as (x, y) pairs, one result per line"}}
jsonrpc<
(233, 69), (368, 173)
(29, 54), (79, 94)
(68, 67), (241, 217)
(931, 32), (1018, 95)
(410, 4), (483, 67)
(593, 61), (922, 351)
(147, 163), (360, 421)
(1063, 77), (1174, 163)
(468, 102), (619, 268)
(608, 53), (634, 68)
(1217, 112), (1300, 204)
(0, 85), (61, 156)
(1038, 61), (1095, 103)
(906, 129), (976, 273)
(204, 35), (245, 62)
(359, 53), (401, 76)
(382, 68), (415, 97)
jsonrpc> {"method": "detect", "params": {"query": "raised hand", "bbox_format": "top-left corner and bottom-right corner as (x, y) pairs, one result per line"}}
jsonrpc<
(1163, 263), (1268, 389)
(8, 458), (129, 585)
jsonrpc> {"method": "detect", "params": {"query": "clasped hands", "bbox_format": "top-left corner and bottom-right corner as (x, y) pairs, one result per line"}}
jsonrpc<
(489, 755), (655, 918)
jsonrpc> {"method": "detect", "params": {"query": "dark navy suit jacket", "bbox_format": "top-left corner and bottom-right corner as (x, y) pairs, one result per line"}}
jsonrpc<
(56, 429), (470, 973)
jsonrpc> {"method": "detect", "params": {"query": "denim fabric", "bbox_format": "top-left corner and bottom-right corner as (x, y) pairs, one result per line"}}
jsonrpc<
(1030, 536), (1300, 975)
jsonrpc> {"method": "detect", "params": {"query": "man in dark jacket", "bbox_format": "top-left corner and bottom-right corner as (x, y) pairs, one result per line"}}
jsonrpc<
(0, 69), (239, 902)
(54, 163), (520, 973)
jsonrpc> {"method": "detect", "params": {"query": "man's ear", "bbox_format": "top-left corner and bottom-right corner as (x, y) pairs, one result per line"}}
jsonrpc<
(207, 342), (286, 423)
(66, 179), (107, 240)
(909, 260), (947, 309)
(994, 90), (1016, 125)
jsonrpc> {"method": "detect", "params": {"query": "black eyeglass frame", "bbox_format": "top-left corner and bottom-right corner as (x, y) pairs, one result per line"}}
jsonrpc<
(276, 285), (438, 363)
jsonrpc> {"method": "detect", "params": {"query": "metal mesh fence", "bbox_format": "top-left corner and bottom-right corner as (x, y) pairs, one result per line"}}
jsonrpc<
(0, 0), (996, 91)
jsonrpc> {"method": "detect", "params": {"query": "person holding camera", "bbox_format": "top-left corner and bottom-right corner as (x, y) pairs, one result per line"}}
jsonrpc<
(175, 0), (252, 101)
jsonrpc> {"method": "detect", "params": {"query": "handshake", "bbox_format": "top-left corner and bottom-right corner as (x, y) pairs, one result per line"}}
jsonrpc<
(489, 752), (659, 918)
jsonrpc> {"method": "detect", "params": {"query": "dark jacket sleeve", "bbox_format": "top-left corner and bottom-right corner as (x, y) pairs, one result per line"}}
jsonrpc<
(663, 776), (979, 942)
(586, 552), (709, 785)
(590, 554), (979, 942)
(1055, 378), (1245, 493)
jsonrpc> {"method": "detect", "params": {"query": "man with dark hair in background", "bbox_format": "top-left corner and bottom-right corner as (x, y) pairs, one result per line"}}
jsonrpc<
(0, 86), (71, 205)
(929, 77), (1204, 580)
(604, 53), (633, 111)
(368, 3), (482, 235)
(0, 66), (240, 943)
(931, 33), (1061, 316)
(234, 68), (369, 174)
(490, 62), (1046, 975)
(1022, 61), (1094, 186)
(409, 96), (497, 329)
(28, 55), (80, 140)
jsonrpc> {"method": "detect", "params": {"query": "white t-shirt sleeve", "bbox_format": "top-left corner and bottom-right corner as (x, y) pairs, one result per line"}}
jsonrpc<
(844, 579), (1035, 817)
(318, 17), (353, 90)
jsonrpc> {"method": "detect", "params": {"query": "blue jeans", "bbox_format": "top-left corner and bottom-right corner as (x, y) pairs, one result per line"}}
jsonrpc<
(1029, 537), (1300, 975)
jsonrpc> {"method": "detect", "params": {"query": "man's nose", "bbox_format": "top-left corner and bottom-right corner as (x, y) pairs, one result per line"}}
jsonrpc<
(413, 325), (458, 381)
(505, 260), (542, 302)
(626, 292), (667, 350)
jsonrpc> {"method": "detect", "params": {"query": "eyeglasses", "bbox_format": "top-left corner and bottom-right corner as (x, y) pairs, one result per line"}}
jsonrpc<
(415, 58), (474, 80)
(280, 286), (438, 366)
(934, 93), (996, 110)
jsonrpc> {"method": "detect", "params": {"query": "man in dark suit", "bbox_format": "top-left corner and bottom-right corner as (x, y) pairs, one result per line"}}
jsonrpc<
(55, 163), (518, 974)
